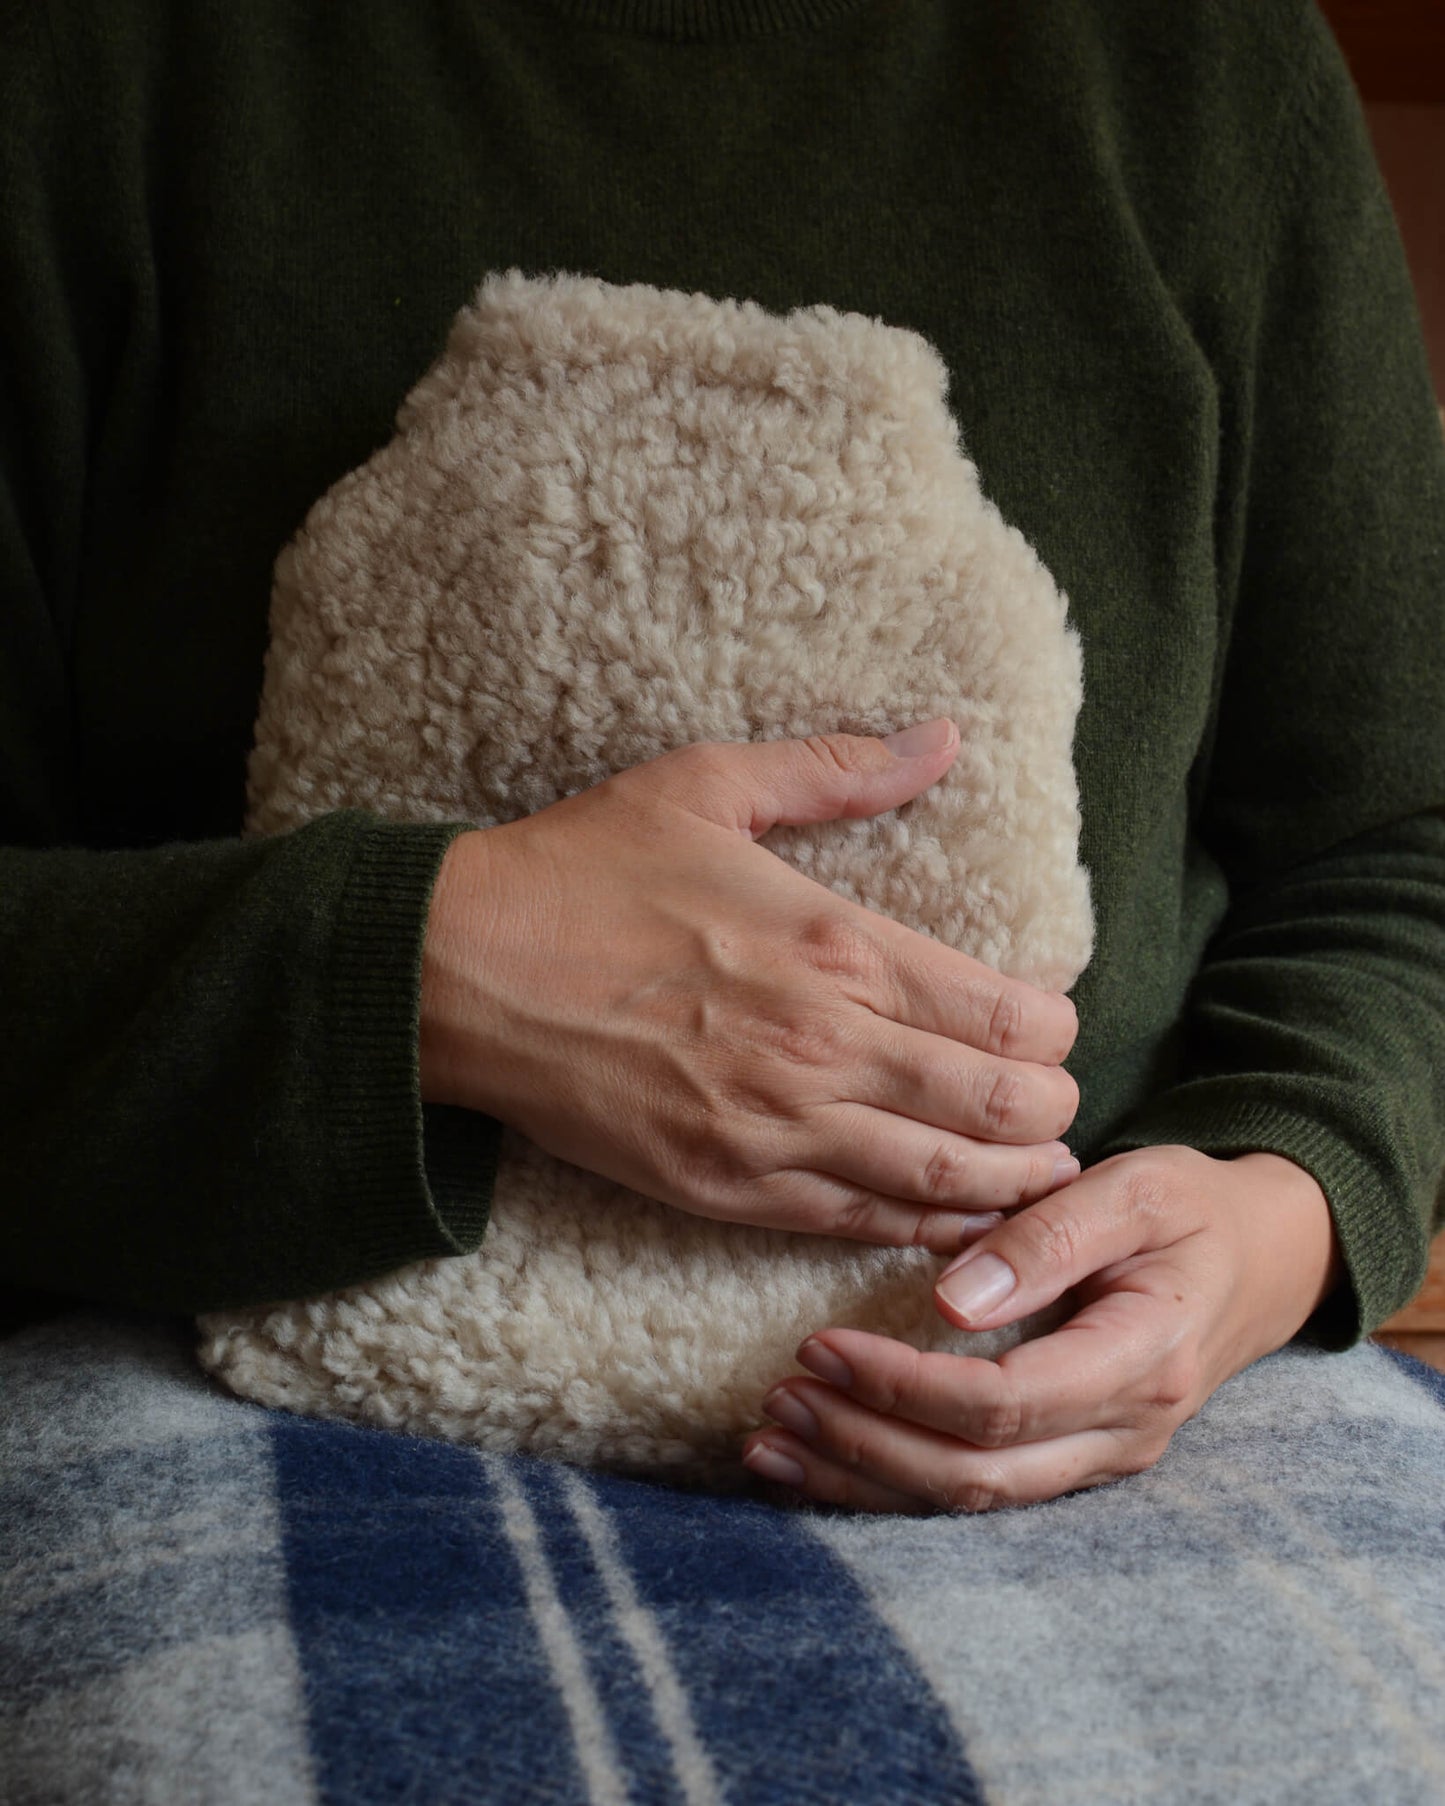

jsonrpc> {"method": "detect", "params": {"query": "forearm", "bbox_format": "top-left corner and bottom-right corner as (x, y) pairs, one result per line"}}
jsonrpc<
(1102, 810), (1445, 1346)
(1, 812), (495, 1312)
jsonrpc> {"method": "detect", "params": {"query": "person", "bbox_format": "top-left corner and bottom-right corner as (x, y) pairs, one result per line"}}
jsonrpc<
(3, 0), (1443, 1514)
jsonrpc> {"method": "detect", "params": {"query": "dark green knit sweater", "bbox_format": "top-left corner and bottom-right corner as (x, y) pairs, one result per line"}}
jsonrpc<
(3, 0), (1443, 1345)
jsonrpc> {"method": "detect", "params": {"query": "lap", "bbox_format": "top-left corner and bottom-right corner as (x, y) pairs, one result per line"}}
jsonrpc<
(4, 1312), (1443, 1805)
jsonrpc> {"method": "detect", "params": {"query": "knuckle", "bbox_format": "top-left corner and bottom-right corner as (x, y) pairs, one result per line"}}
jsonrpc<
(796, 912), (879, 983)
(832, 1194), (904, 1247)
(910, 1209), (960, 1253)
(666, 1149), (736, 1218)
(765, 1010), (842, 1071)
(919, 1139), (972, 1203)
(662, 1112), (773, 1212)
(1147, 1352), (1198, 1419)
(832, 1194), (878, 1238)
(1015, 1148), (1057, 1205)
(829, 1418), (877, 1475)
(664, 740), (731, 787)
(802, 731), (889, 782)
(986, 986), (1027, 1057)
(871, 1348), (924, 1420)
(1123, 1432), (1172, 1476)
(1017, 1205), (1086, 1279)
(1120, 1153), (1178, 1224)
(682, 1148), (744, 1206)
(979, 1066), (1024, 1137)
(969, 1392), (1025, 1449)
(640, 742), (740, 825)
(940, 1460), (1009, 1514)
(776, 1021), (828, 1070)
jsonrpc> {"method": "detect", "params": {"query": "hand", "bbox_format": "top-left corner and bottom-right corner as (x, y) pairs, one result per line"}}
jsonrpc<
(419, 719), (1080, 1250)
(743, 1145), (1345, 1509)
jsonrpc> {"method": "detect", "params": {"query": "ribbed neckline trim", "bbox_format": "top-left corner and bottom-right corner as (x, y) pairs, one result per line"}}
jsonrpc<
(538, 0), (873, 39)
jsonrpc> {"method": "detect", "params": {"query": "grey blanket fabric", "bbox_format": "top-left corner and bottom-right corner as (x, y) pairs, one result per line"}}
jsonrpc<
(3, 1313), (1444, 1805)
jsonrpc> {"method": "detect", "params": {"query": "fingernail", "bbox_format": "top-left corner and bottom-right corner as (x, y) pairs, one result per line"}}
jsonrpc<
(796, 1338), (854, 1389)
(882, 717), (955, 759)
(955, 1212), (1004, 1245)
(743, 1442), (807, 1488)
(936, 1252), (1017, 1322)
(763, 1387), (820, 1442)
(1051, 1157), (1081, 1188)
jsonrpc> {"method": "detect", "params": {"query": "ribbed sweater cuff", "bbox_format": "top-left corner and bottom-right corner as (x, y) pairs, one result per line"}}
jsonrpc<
(322, 815), (498, 1275)
(1099, 1089), (1415, 1352)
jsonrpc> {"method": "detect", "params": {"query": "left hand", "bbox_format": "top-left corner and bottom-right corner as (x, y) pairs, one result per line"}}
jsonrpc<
(741, 1145), (1345, 1513)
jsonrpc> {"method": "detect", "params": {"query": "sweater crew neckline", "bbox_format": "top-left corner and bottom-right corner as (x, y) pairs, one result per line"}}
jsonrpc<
(538, 0), (873, 38)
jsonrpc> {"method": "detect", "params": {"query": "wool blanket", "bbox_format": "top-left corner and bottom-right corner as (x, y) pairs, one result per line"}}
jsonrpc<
(5, 1311), (1445, 1805)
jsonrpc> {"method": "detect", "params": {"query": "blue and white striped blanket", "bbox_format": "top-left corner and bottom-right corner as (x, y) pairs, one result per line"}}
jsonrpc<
(4, 1312), (1445, 1805)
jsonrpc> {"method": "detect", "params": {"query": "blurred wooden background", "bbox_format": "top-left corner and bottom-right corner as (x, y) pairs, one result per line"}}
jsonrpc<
(1323, 0), (1445, 396)
(1318, 0), (1445, 102)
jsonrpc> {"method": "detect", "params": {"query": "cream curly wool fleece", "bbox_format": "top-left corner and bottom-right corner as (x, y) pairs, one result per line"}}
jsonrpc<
(196, 270), (1094, 1483)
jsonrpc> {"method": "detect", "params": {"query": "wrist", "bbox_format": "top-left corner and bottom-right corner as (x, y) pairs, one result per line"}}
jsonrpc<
(1225, 1150), (1344, 1332)
(419, 827), (500, 1110)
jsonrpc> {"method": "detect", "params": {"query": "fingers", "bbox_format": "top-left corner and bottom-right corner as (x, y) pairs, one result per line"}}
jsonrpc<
(861, 1020), (1080, 1145)
(647, 728), (1078, 1078)
(794, 1298), (1182, 1451)
(652, 722), (962, 843)
(751, 1307), (1170, 1502)
(741, 1151), (1234, 1513)
(743, 1407), (1137, 1515)
(789, 1104), (1078, 1212)
(798, 912), (1079, 1070)
(742, 1433), (930, 1516)
(775, 877), (1078, 1073)
(448, 725), (1085, 1248)
(927, 1149), (1206, 1332)
(762, 917), (1076, 1155)
(742, 1170), (1024, 1254)
(859, 917), (1080, 1068)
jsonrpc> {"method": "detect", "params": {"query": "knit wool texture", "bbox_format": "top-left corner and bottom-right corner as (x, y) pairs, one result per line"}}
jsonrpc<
(197, 271), (1093, 1480)
(6, 0), (1445, 1349)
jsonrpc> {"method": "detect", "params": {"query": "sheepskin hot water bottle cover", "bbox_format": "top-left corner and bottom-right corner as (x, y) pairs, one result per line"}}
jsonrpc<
(196, 271), (1094, 1484)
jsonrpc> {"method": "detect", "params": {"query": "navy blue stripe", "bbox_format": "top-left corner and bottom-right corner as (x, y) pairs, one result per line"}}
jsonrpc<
(1379, 1342), (1445, 1411)
(523, 1461), (686, 1805)
(268, 1419), (587, 1806)
(586, 1469), (987, 1806)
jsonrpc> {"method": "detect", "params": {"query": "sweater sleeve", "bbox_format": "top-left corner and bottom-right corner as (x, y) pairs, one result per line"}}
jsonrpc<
(0, 6), (498, 1315)
(0, 823), (500, 1314)
(1101, 8), (1445, 1349)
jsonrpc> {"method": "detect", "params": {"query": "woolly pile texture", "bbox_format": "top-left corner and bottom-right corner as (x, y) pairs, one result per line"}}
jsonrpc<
(14, 1313), (1445, 1804)
(196, 270), (1093, 1482)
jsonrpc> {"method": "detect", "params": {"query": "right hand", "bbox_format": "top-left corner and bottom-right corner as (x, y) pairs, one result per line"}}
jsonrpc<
(419, 718), (1080, 1252)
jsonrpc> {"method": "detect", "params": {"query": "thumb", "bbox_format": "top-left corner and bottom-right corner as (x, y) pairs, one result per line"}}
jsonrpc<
(661, 717), (960, 840)
(930, 1158), (1157, 1332)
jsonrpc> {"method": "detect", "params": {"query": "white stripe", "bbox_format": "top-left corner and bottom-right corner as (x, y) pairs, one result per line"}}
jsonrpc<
(560, 1470), (726, 1806)
(490, 1461), (632, 1806)
(1156, 1471), (1445, 1787)
(1217, 1461), (1445, 1702)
